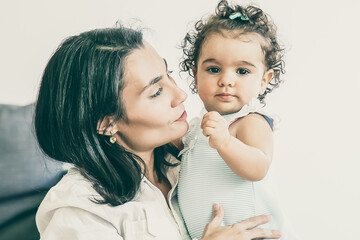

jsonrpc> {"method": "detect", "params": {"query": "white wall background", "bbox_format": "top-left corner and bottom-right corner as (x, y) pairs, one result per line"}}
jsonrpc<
(1, 0), (359, 239)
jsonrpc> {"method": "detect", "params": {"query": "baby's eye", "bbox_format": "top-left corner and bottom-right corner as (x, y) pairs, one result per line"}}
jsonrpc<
(206, 67), (220, 74)
(237, 68), (249, 75)
(150, 87), (163, 98)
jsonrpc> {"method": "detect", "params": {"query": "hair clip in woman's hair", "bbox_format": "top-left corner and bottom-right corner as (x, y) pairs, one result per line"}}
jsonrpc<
(229, 12), (249, 21)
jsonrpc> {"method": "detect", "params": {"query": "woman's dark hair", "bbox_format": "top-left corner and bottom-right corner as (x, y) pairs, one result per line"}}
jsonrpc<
(180, 0), (285, 101)
(35, 27), (179, 206)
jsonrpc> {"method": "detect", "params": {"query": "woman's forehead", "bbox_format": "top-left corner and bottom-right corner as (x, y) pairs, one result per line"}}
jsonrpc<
(123, 42), (166, 91)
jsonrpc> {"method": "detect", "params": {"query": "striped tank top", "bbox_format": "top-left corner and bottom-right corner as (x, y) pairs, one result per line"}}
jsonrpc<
(178, 98), (295, 240)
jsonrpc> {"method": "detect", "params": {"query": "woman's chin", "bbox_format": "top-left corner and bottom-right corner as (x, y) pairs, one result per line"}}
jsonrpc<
(178, 121), (189, 135)
(171, 121), (189, 139)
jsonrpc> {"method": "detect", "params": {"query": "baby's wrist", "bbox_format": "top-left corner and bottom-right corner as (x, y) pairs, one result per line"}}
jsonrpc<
(216, 135), (233, 151)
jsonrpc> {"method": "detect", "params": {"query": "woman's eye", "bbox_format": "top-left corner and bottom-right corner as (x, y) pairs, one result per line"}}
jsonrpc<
(237, 68), (249, 75)
(167, 70), (173, 77)
(150, 87), (163, 98)
(206, 67), (220, 73)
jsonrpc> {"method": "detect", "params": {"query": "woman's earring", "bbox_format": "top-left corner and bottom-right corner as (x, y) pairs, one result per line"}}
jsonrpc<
(109, 130), (117, 144)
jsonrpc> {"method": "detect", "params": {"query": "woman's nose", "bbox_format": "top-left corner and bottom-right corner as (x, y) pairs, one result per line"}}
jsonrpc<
(171, 86), (187, 108)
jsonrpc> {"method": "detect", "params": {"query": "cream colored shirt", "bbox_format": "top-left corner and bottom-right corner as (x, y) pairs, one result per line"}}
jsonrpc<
(36, 156), (190, 240)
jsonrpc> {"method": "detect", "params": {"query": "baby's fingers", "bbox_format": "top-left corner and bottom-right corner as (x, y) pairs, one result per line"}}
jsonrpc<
(203, 111), (222, 119)
(202, 126), (215, 137)
(201, 119), (218, 130)
(202, 111), (224, 124)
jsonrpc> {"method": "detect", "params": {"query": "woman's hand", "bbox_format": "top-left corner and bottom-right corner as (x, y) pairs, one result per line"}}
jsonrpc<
(200, 203), (282, 240)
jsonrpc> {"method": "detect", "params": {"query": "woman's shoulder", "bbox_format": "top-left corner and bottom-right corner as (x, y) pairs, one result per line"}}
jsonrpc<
(37, 168), (104, 216)
(50, 168), (98, 197)
(36, 168), (162, 220)
(36, 168), (145, 237)
(36, 169), (116, 238)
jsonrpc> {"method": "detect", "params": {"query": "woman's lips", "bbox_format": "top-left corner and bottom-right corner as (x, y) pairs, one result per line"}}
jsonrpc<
(176, 111), (187, 122)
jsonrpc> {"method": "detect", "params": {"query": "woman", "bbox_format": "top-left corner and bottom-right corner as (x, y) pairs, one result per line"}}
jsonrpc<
(34, 26), (281, 239)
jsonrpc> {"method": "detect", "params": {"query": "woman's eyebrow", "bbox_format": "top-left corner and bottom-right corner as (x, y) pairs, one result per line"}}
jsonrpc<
(142, 75), (163, 92)
(141, 59), (167, 93)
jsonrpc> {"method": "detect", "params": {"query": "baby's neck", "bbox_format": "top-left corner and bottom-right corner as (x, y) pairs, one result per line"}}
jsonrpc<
(204, 108), (241, 116)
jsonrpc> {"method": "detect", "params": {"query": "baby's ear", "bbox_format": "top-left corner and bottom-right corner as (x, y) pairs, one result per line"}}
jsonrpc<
(192, 67), (198, 91)
(97, 116), (118, 136)
(192, 67), (197, 78)
(260, 69), (274, 94)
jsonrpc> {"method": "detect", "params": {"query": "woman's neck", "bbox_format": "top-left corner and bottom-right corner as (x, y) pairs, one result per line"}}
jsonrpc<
(116, 139), (156, 175)
(140, 151), (156, 180)
(133, 148), (171, 202)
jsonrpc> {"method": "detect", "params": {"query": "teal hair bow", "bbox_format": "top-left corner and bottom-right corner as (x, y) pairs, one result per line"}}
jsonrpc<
(229, 12), (249, 21)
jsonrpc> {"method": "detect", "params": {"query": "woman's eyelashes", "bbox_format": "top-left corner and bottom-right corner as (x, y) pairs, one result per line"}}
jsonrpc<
(150, 87), (163, 98)
(150, 70), (174, 99)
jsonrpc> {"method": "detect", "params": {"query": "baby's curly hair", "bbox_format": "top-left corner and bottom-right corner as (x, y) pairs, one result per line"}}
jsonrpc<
(180, 0), (285, 101)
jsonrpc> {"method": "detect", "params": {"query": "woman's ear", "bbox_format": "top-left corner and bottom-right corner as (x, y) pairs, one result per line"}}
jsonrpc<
(260, 69), (274, 94)
(97, 116), (118, 136)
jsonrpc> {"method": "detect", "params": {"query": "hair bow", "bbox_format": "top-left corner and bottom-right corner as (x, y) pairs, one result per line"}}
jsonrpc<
(229, 12), (249, 21)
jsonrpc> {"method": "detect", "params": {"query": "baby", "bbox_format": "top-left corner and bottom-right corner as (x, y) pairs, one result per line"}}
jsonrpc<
(177, 1), (297, 239)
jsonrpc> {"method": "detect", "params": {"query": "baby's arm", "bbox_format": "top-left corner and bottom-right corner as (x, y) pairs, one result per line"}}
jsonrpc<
(201, 112), (273, 181)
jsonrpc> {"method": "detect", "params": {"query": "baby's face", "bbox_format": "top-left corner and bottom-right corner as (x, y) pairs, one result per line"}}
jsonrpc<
(194, 32), (273, 115)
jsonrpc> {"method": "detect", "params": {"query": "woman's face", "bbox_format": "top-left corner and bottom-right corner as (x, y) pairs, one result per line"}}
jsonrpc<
(114, 41), (188, 154)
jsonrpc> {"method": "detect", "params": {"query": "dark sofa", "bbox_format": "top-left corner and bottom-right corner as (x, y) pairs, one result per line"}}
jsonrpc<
(0, 104), (66, 240)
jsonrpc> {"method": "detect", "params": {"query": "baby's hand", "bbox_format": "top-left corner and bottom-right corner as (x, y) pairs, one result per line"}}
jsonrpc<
(201, 111), (231, 149)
